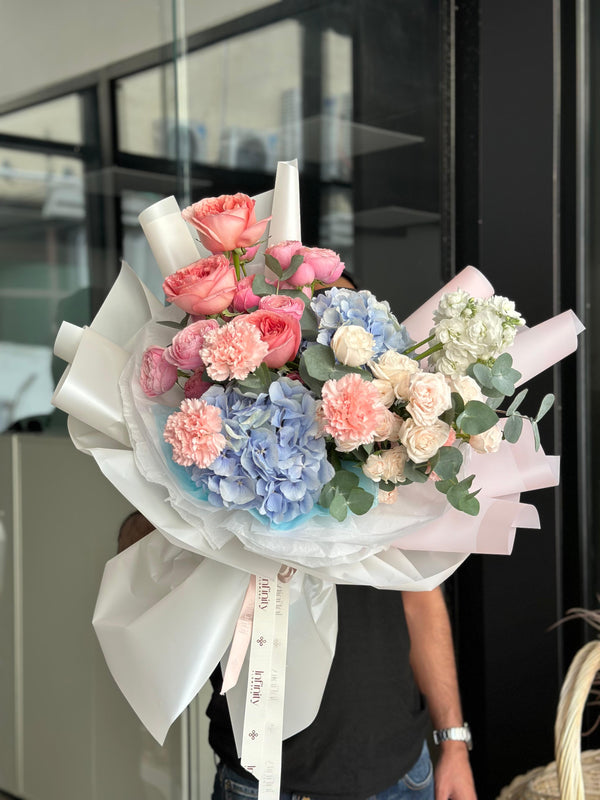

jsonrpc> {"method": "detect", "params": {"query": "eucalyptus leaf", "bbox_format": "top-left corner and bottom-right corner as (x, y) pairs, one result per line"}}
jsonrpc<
(433, 446), (463, 480)
(301, 306), (318, 341)
(281, 253), (304, 281)
(348, 487), (374, 515)
(480, 383), (505, 399)
(491, 352), (513, 375)
(486, 395), (504, 409)
(329, 493), (348, 521)
(535, 393), (555, 423)
(251, 274), (276, 297)
(298, 358), (324, 394)
(331, 470), (360, 494)
(456, 400), (499, 435)
(440, 392), (465, 425)
(532, 419), (541, 451)
(158, 319), (186, 330)
(435, 478), (455, 495)
(472, 363), (494, 389)
(506, 388), (528, 416)
(503, 414), (523, 443)
(379, 480), (397, 492)
(300, 344), (336, 381)
(264, 253), (283, 278)
(490, 374), (516, 396)
(319, 484), (336, 508)
(404, 460), (429, 483)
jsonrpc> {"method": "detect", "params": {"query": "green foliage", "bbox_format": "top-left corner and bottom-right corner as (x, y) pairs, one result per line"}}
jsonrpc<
(430, 446), (463, 481)
(318, 467), (375, 521)
(435, 474), (480, 516)
(403, 459), (429, 483)
(456, 400), (498, 435)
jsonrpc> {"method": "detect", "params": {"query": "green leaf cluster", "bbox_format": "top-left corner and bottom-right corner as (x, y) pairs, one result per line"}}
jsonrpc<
(265, 252), (305, 283)
(468, 353), (522, 398)
(298, 344), (372, 394)
(319, 469), (374, 521)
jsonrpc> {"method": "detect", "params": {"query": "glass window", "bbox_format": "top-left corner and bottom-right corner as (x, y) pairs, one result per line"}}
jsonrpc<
(0, 94), (83, 145)
(0, 148), (87, 432)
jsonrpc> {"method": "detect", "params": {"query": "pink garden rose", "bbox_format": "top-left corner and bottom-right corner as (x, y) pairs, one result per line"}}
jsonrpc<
(319, 373), (388, 452)
(165, 319), (219, 370)
(163, 398), (225, 468)
(258, 294), (305, 321)
(299, 246), (344, 284)
(231, 275), (261, 312)
(181, 193), (270, 254)
(200, 317), (269, 381)
(184, 370), (212, 399)
(163, 256), (237, 316)
(140, 346), (178, 397)
(264, 240), (316, 288)
(243, 309), (302, 368)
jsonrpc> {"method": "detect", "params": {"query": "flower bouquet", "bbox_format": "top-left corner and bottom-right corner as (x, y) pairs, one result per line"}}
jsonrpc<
(52, 161), (582, 799)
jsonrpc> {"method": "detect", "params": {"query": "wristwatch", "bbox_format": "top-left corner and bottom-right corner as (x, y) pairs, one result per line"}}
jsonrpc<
(432, 723), (473, 751)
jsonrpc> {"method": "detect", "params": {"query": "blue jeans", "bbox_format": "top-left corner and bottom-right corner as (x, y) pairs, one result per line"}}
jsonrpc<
(212, 741), (434, 800)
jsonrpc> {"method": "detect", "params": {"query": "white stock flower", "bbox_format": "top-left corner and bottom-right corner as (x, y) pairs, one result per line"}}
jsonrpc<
(331, 325), (375, 367)
(400, 418), (451, 464)
(433, 289), (471, 322)
(449, 374), (485, 403)
(432, 317), (466, 345)
(469, 424), (503, 454)
(463, 307), (504, 359)
(406, 372), (452, 425)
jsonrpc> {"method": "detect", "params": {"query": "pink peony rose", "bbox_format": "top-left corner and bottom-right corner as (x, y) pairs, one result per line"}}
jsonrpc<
(200, 317), (269, 381)
(243, 309), (302, 368)
(265, 240), (303, 270)
(231, 275), (261, 312)
(258, 294), (305, 321)
(184, 370), (212, 399)
(298, 246), (344, 284)
(164, 319), (219, 370)
(140, 346), (178, 397)
(163, 398), (225, 468)
(181, 193), (270, 254)
(264, 240), (317, 288)
(163, 255), (237, 316)
(320, 373), (388, 451)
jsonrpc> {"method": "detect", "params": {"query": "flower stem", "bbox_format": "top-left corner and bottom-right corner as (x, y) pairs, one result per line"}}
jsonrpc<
(403, 335), (435, 355)
(232, 250), (241, 281)
(414, 343), (444, 361)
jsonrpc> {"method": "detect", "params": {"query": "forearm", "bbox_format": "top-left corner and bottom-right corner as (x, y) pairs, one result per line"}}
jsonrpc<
(402, 586), (464, 730)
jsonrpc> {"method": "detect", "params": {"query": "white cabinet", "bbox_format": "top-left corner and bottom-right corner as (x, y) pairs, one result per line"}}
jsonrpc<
(0, 435), (215, 800)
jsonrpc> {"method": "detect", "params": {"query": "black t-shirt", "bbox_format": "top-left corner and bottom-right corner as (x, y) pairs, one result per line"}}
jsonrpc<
(207, 585), (429, 799)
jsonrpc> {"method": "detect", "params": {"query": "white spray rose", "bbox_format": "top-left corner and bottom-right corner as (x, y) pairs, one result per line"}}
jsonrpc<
(400, 418), (451, 464)
(331, 325), (375, 367)
(362, 445), (408, 483)
(449, 374), (485, 403)
(469, 424), (503, 454)
(371, 378), (396, 408)
(369, 351), (419, 400)
(406, 372), (452, 426)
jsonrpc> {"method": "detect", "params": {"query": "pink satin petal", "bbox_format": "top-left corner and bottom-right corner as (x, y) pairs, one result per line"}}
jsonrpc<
(237, 217), (271, 249)
(196, 215), (248, 252)
(402, 266), (495, 342)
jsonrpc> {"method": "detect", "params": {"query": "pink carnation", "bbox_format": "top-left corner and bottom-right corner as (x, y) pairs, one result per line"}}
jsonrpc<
(140, 346), (178, 397)
(163, 398), (225, 468)
(320, 373), (388, 452)
(200, 317), (269, 381)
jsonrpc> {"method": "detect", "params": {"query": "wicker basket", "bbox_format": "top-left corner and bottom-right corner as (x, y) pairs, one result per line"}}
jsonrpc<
(497, 640), (600, 800)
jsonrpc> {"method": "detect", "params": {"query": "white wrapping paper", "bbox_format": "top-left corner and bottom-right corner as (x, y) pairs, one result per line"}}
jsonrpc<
(52, 160), (582, 753)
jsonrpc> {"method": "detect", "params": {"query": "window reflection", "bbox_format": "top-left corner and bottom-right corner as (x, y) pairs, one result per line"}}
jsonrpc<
(0, 149), (87, 431)
(0, 94), (82, 145)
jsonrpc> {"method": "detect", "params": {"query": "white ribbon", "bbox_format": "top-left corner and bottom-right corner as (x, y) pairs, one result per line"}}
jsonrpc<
(241, 576), (290, 800)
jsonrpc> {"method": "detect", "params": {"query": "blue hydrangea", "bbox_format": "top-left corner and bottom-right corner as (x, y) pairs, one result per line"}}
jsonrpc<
(189, 379), (334, 525)
(310, 287), (413, 357)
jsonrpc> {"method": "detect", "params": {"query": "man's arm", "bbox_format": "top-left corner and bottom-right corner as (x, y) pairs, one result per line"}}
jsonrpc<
(402, 587), (477, 800)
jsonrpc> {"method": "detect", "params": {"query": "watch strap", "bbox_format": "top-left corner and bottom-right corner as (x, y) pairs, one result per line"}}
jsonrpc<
(432, 723), (472, 750)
